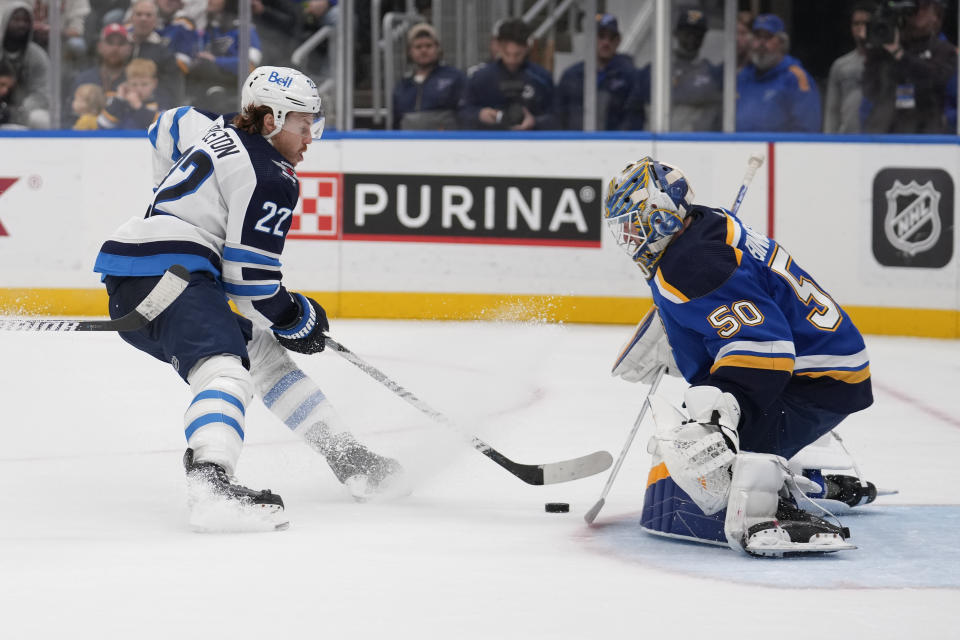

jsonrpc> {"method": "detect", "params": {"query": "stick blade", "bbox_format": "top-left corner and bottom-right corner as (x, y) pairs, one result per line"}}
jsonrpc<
(541, 450), (613, 485)
(583, 497), (605, 525)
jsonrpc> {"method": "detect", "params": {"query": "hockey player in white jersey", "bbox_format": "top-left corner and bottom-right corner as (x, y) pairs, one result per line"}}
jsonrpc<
(94, 67), (406, 531)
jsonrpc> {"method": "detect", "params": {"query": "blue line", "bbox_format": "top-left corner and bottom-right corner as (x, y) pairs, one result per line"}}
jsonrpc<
(2, 129), (957, 145)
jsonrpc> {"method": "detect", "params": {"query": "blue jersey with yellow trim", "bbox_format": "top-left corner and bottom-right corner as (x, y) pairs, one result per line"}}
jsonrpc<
(650, 206), (872, 428)
(93, 106), (303, 329)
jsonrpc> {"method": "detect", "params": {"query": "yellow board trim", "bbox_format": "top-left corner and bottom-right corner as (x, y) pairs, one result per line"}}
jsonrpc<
(0, 289), (957, 338)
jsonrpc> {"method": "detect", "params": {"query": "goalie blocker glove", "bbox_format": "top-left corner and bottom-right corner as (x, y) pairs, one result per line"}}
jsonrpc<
(273, 293), (330, 354)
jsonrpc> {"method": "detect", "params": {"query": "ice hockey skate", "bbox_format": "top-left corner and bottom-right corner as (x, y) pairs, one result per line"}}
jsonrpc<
(305, 425), (410, 502)
(738, 498), (855, 558)
(183, 448), (289, 532)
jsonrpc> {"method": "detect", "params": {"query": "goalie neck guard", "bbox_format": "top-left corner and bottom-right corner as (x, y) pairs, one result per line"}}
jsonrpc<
(241, 66), (325, 141)
(603, 157), (694, 279)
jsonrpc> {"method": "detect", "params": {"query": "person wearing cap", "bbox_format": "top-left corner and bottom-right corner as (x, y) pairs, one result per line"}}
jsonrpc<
(458, 17), (556, 130)
(736, 13), (821, 133)
(861, 0), (956, 134)
(67, 22), (134, 125)
(623, 8), (722, 132)
(556, 13), (634, 130)
(391, 22), (465, 130)
(669, 7), (722, 131)
(0, 2), (51, 128)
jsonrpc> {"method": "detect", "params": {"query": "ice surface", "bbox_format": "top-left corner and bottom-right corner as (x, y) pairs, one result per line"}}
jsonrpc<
(0, 321), (957, 639)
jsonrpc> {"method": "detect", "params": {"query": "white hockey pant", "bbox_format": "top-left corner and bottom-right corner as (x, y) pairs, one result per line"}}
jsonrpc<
(184, 354), (253, 476)
(246, 327), (349, 447)
(723, 452), (788, 551)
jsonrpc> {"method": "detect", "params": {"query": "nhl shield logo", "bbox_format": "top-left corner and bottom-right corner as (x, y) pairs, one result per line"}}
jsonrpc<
(883, 180), (940, 256)
(872, 168), (953, 269)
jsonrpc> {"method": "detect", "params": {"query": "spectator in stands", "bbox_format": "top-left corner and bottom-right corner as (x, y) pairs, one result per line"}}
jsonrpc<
(188, 0), (262, 112)
(69, 22), (133, 124)
(556, 13), (633, 130)
(669, 7), (722, 131)
(0, 57), (17, 126)
(824, 2), (874, 134)
(623, 8), (723, 132)
(252, 0), (300, 66)
(458, 17), (555, 130)
(31, 0), (90, 60)
(736, 10), (754, 72)
(0, 2), (51, 128)
(861, 0), (956, 134)
(156, 0), (201, 75)
(99, 57), (166, 128)
(392, 22), (465, 130)
(129, 0), (185, 103)
(70, 81), (105, 129)
(736, 13), (821, 132)
(298, 0), (337, 78)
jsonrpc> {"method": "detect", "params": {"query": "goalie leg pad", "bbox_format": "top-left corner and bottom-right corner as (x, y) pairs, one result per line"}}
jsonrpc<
(641, 459), (727, 544)
(184, 354), (253, 476)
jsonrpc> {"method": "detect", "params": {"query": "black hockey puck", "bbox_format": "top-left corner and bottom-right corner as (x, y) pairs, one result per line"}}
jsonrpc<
(545, 502), (570, 513)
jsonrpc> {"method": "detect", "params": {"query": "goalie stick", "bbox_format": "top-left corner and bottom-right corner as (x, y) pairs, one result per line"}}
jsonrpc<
(324, 337), (614, 485)
(731, 152), (765, 217)
(0, 265), (190, 332)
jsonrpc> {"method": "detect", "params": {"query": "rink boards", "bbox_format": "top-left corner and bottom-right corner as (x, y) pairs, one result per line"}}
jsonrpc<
(0, 131), (956, 337)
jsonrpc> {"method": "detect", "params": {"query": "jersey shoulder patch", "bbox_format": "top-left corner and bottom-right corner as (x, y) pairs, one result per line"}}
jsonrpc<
(656, 207), (741, 301)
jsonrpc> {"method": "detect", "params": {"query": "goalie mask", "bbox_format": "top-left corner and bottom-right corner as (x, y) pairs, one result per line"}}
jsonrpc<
(603, 157), (694, 279)
(241, 66), (325, 141)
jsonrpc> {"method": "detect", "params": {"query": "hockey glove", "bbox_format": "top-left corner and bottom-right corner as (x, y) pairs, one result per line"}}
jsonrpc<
(272, 293), (329, 354)
(611, 307), (681, 384)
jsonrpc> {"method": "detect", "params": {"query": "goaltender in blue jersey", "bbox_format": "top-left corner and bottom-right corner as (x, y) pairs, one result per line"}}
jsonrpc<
(603, 158), (875, 557)
(94, 67), (406, 532)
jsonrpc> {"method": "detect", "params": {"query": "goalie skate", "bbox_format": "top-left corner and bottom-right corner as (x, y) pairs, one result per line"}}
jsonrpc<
(183, 449), (288, 532)
(740, 500), (856, 558)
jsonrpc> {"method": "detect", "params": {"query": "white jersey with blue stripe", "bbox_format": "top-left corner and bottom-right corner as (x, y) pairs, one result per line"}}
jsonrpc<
(94, 106), (302, 328)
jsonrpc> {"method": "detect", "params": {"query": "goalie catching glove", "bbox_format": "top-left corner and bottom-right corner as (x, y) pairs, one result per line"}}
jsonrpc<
(273, 293), (329, 354)
(611, 307), (681, 384)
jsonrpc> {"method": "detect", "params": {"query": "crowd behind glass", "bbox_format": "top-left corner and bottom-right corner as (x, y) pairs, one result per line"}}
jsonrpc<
(0, 0), (955, 134)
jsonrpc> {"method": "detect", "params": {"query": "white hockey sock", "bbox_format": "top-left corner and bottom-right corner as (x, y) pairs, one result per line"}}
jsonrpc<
(184, 354), (253, 476)
(247, 328), (351, 445)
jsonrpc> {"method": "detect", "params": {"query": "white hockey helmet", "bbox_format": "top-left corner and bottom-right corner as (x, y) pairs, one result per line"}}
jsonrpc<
(603, 157), (694, 279)
(241, 66), (325, 140)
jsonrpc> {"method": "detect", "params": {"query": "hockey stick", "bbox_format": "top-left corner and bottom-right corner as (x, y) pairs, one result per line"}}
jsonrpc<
(583, 365), (666, 524)
(730, 152), (765, 216)
(324, 337), (614, 485)
(0, 265), (190, 332)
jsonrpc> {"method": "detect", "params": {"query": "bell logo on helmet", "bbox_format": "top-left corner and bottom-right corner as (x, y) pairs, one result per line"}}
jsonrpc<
(267, 71), (293, 88)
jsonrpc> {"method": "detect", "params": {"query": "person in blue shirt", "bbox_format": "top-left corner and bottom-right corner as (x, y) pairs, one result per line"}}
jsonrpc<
(556, 13), (634, 130)
(736, 13), (821, 132)
(187, 0), (262, 112)
(458, 17), (556, 130)
(603, 158), (875, 556)
(392, 22), (465, 130)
